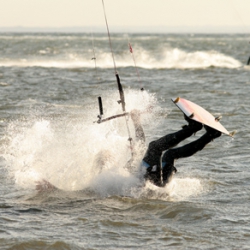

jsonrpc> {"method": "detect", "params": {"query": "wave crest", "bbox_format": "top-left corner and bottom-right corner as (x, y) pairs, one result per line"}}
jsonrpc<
(0, 47), (241, 69)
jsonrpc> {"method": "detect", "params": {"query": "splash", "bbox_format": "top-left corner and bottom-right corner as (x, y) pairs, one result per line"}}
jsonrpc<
(129, 176), (205, 201)
(167, 177), (205, 200)
(1, 88), (206, 200)
(1, 89), (165, 195)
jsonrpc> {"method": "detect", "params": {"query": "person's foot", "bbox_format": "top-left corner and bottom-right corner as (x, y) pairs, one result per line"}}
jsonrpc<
(183, 114), (203, 133)
(204, 125), (222, 139)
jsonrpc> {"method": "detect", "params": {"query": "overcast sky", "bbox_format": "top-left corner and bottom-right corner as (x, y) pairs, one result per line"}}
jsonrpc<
(1, 0), (250, 32)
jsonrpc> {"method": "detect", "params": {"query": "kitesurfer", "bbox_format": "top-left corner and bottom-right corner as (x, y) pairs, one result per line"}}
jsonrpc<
(130, 110), (221, 187)
(247, 56), (250, 65)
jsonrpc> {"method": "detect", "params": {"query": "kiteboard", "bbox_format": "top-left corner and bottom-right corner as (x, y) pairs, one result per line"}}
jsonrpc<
(172, 97), (235, 137)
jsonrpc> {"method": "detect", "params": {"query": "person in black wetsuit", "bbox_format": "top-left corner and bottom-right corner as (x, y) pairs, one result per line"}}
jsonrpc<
(247, 56), (250, 65)
(130, 110), (221, 187)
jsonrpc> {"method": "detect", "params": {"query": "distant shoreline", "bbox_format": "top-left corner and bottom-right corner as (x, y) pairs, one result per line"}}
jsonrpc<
(0, 26), (249, 34)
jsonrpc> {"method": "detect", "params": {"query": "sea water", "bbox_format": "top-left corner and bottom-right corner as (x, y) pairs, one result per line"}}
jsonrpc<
(0, 32), (250, 249)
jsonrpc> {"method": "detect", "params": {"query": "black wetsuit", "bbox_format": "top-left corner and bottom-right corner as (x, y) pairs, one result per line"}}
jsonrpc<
(247, 56), (250, 65)
(130, 110), (221, 187)
(141, 122), (220, 187)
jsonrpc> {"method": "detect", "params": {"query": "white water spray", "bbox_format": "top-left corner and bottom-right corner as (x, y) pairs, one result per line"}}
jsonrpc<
(1, 89), (206, 199)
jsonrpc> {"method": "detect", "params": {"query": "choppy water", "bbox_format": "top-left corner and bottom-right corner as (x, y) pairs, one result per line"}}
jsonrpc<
(0, 32), (250, 249)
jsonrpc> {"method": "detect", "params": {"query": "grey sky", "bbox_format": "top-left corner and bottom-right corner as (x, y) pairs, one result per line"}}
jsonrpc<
(1, 0), (250, 32)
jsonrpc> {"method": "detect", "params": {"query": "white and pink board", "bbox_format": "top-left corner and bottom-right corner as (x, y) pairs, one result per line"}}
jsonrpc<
(172, 97), (233, 137)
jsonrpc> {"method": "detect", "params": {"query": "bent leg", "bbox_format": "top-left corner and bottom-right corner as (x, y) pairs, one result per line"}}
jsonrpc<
(161, 129), (221, 185)
(142, 128), (195, 187)
(143, 115), (202, 167)
(142, 115), (203, 187)
(143, 127), (197, 167)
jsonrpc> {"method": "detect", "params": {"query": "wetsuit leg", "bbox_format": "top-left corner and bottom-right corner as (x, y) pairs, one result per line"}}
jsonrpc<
(142, 126), (201, 187)
(161, 127), (221, 186)
(142, 115), (203, 187)
(143, 127), (195, 166)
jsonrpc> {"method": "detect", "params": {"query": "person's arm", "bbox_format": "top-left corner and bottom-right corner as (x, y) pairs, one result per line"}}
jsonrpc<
(130, 110), (145, 143)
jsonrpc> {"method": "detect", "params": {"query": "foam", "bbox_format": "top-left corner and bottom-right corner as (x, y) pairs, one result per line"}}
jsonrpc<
(0, 47), (242, 69)
(1, 89), (162, 193)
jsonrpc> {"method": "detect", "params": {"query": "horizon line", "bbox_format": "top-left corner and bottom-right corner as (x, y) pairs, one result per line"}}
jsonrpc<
(0, 25), (249, 34)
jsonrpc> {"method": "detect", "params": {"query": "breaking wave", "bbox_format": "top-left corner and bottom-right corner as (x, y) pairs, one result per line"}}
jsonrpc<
(0, 47), (242, 69)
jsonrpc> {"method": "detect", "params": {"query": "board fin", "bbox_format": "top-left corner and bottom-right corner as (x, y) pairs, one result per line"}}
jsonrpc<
(215, 116), (222, 122)
(173, 97), (180, 103)
(229, 130), (236, 137)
